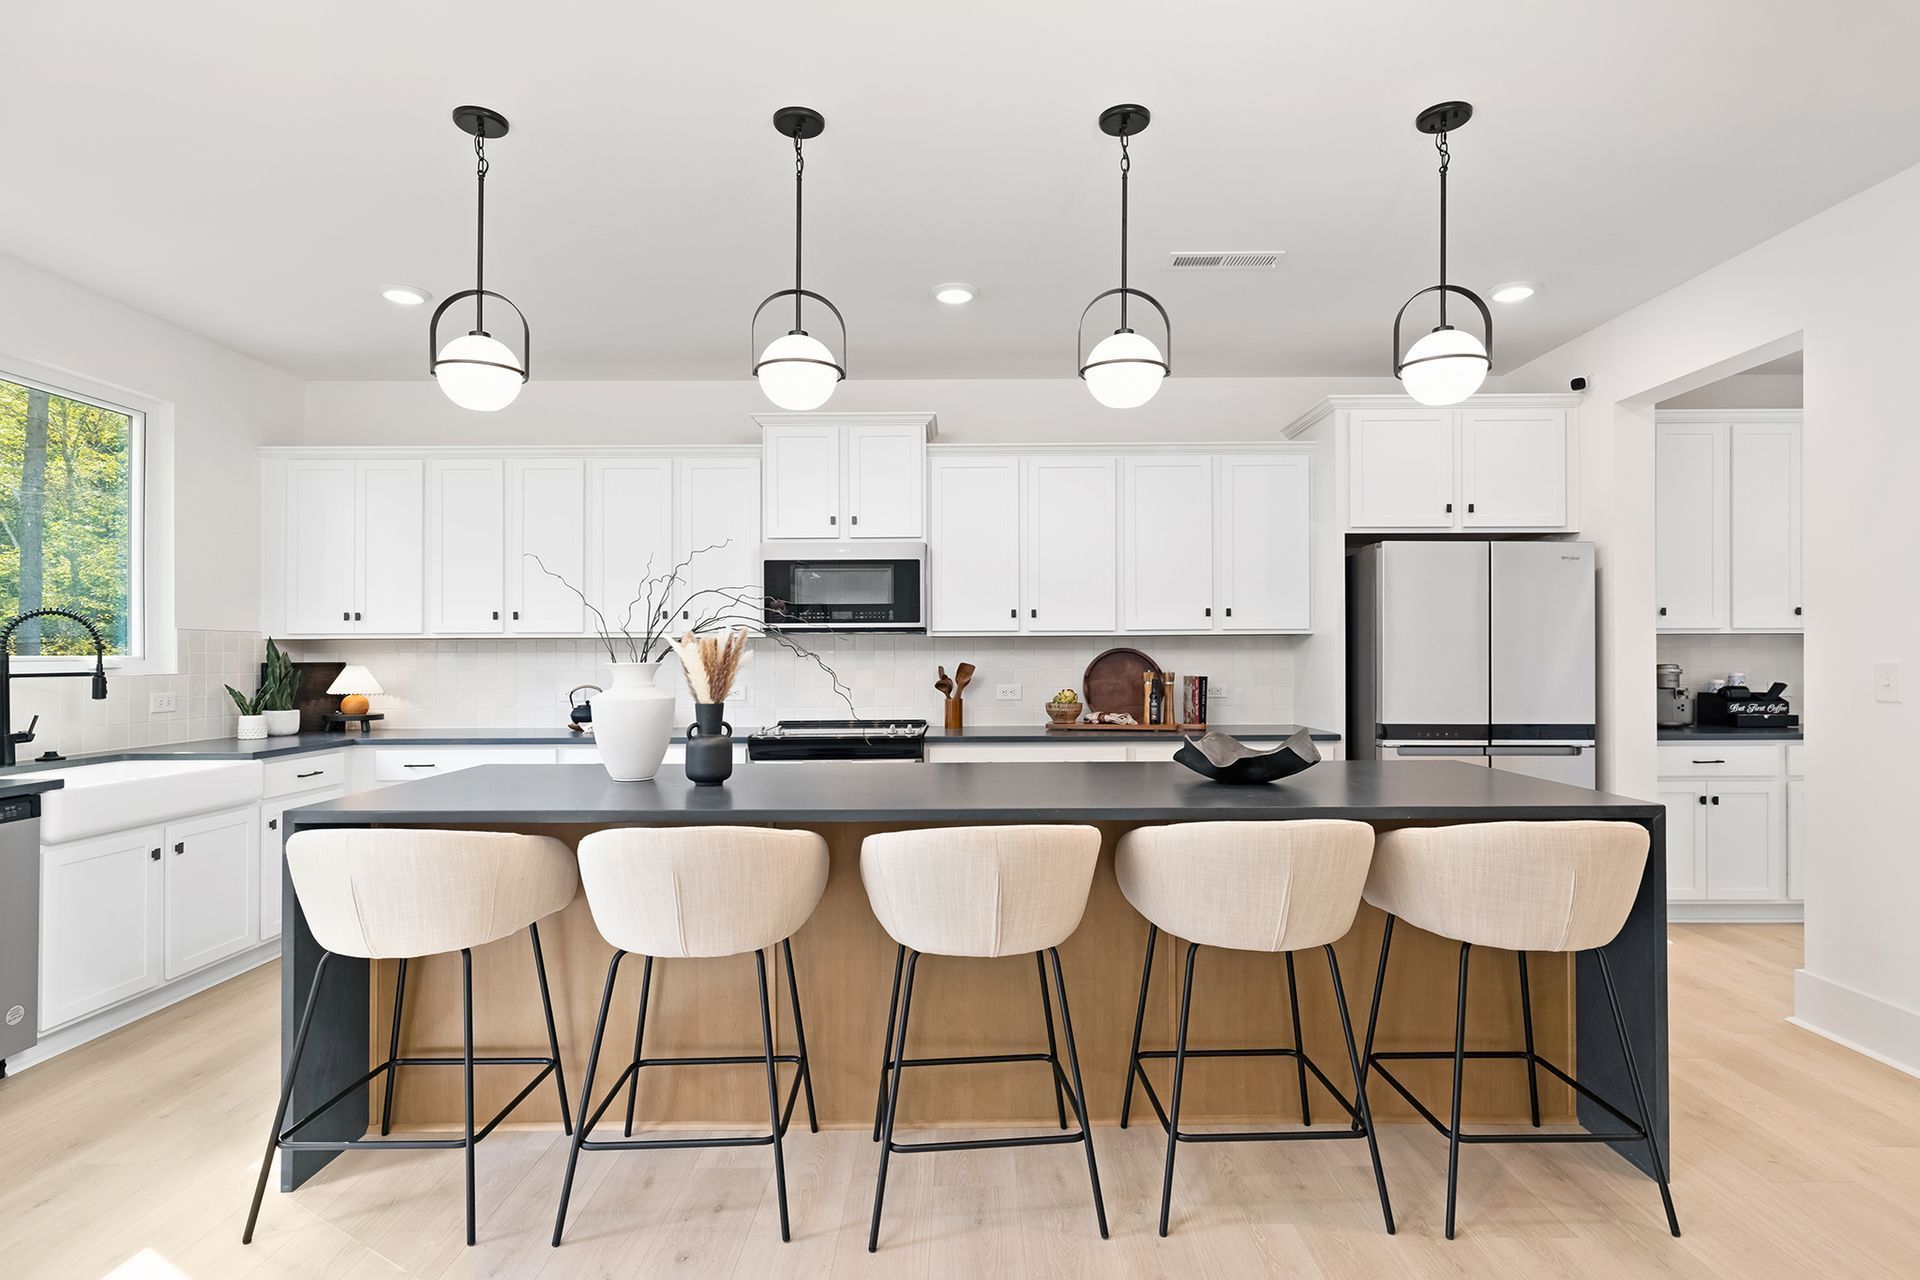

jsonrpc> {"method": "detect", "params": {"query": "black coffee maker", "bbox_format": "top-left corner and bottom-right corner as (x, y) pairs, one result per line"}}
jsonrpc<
(1693, 680), (1798, 729)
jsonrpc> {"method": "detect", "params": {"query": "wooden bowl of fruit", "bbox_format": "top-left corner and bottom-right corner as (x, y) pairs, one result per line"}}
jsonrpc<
(1045, 690), (1083, 725)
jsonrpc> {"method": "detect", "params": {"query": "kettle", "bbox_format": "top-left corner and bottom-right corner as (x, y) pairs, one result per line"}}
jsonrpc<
(568, 685), (602, 732)
(1656, 663), (1691, 728)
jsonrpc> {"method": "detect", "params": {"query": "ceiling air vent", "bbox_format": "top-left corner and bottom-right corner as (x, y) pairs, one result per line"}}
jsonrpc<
(1165, 250), (1285, 270)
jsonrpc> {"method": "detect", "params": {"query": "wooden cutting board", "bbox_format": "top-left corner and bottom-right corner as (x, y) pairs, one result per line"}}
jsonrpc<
(1081, 647), (1163, 718)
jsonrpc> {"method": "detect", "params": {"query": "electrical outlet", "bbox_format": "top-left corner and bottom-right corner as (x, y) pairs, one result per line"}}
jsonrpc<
(149, 692), (177, 714)
(995, 684), (1022, 702)
(1207, 686), (1228, 702)
(1875, 661), (1904, 704)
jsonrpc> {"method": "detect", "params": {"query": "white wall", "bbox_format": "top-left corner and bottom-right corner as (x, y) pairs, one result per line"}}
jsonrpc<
(0, 251), (301, 636)
(1502, 161), (1920, 1071)
(1658, 372), (1803, 410)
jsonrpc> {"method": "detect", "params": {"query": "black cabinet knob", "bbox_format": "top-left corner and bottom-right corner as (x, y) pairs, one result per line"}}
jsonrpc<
(491, 610), (499, 621)
(342, 611), (350, 621)
(1225, 607), (1232, 617)
(173, 842), (185, 855)
(1697, 794), (1707, 806)
(1445, 502), (1453, 513)
(1659, 607), (1668, 616)
(1467, 502), (1476, 514)
(149, 848), (161, 861)
(1009, 608), (1016, 619)
(1204, 607), (1211, 617)
(353, 611), (362, 621)
(1794, 606), (1803, 616)
(1029, 609), (1036, 618)
(851, 514), (859, 526)
(512, 610), (519, 620)
(268, 818), (278, 830)
(829, 514), (837, 526)
(1710, 795), (1721, 805)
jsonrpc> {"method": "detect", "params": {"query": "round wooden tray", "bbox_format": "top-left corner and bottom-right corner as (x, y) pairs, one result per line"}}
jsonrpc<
(1081, 647), (1164, 718)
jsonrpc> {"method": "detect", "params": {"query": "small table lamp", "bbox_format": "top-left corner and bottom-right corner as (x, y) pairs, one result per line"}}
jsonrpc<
(328, 664), (383, 716)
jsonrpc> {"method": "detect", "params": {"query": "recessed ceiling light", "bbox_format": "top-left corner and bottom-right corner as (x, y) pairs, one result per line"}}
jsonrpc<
(1491, 280), (1540, 304)
(932, 283), (977, 305)
(382, 284), (432, 306)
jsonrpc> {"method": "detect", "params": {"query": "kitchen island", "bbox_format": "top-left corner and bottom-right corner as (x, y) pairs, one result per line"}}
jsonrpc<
(276, 760), (1667, 1191)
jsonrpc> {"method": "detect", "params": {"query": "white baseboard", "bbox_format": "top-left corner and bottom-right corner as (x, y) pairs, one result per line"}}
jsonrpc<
(4, 941), (280, 1076)
(1668, 901), (1804, 923)
(1791, 968), (1920, 1079)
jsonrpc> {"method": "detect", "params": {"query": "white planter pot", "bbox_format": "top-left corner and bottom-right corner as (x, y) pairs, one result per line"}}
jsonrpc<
(589, 662), (675, 782)
(236, 714), (268, 742)
(264, 709), (303, 737)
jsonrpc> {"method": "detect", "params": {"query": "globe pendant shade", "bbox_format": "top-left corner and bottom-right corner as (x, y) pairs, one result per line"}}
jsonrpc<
(435, 332), (525, 412)
(756, 331), (840, 411)
(1399, 326), (1489, 406)
(1083, 330), (1166, 409)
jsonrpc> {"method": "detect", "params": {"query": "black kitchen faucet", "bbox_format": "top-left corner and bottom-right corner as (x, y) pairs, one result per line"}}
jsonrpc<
(1, 608), (109, 767)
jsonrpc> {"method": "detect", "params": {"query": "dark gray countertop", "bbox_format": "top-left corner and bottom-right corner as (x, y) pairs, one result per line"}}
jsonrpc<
(285, 759), (1656, 828)
(1657, 725), (1803, 742)
(927, 723), (1338, 742)
(0, 775), (64, 801)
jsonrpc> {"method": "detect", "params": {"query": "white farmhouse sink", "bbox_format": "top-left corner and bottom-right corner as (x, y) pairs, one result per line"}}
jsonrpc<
(37, 759), (264, 844)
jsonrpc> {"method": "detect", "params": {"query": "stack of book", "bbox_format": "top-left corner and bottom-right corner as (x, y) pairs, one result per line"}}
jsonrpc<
(1183, 675), (1209, 726)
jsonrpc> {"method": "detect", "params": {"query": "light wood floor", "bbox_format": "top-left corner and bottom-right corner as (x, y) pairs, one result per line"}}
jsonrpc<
(3, 925), (1918, 1278)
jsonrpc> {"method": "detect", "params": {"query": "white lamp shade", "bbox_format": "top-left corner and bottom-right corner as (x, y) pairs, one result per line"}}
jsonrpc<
(755, 332), (840, 411)
(1399, 327), (1489, 406)
(435, 332), (525, 412)
(327, 665), (384, 697)
(1083, 330), (1166, 409)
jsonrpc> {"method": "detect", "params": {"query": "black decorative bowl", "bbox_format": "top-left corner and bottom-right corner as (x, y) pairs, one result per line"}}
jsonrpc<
(1173, 728), (1321, 785)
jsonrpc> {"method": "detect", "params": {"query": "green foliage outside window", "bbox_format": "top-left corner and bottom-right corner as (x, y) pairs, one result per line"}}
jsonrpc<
(1, 375), (135, 655)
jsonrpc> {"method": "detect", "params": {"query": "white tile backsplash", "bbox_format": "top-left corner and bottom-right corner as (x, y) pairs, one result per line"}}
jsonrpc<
(7, 629), (266, 759)
(1657, 633), (1805, 708)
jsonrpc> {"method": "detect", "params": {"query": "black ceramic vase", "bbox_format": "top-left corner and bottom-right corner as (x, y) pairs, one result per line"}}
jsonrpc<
(684, 703), (734, 786)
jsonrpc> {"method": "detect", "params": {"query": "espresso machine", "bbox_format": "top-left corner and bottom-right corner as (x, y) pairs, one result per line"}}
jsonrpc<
(1656, 663), (1692, 728)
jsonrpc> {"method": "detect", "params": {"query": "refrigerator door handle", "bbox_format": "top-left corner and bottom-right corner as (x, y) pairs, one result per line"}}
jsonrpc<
(1486, 745), (1585, 757)
(1391, 745), (1490, 758)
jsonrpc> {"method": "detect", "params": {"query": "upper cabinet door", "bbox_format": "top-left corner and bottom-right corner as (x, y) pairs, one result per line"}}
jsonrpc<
(929, 456), (1021, 633)
(284, 459), (358, 634)
(587, 458), (675, 639)
(1216, 454), (1311, 631)
(1122, 456), (1214, 632)
(354, 459), (424, 633)
(505, 458), (586, 634)
(1348, 409), (1457, 528)
(845, 423), (926, 538)
(1729, 421), (1802, 630)
(762, 425), (842, 539)
(1459, 408), (1568, 528)
(1023, 457), (1117, 632)
(426, 458), (506, 633)
(675, 456), (763, 629)
(1654, 422), (1729, 630)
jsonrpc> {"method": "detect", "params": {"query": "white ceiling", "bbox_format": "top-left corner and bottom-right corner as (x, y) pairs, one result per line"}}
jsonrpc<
(6, 2), (1918, 383)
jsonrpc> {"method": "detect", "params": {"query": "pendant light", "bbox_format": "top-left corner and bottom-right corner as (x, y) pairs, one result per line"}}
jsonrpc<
(428, 106), (530, 412)
(1077, 104), (1170, 410)
(753, 107), (846, 412)
(1392, 101), (1491, 407)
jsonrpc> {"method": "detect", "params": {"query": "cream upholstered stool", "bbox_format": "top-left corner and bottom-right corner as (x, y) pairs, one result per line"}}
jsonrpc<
(1359, 820), (1679, 1240)
(1115, 820), (1393, 1237)
(243, 830), (577, 1248)
(551, 826), (828, 1246)
(862, 825), (1107, 1252)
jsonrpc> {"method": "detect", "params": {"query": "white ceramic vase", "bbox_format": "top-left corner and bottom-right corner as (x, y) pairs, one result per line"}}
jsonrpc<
(590, 661), (675, 781)
(264, 709), (303, 737)
(236, 714), (268, 742)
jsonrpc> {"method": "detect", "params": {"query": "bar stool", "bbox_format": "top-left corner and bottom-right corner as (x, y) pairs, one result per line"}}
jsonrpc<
(1115, 820), (1394, 1237)
(551, 826), (827, 1246)
(862, 824), (1107, 1252)
(243, 829), (578, 1248)
(1359, 820), (1680, 1239)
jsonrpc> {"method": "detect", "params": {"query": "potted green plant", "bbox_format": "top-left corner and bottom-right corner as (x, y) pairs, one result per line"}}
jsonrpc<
(226, 681), (269, 741)
(261, 638), (301, 736)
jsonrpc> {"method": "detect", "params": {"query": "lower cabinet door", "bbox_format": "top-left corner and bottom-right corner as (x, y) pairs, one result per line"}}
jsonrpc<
(259, 790), (344, 942)
(1704, 781), (1785, 901)
(164, 808), (259, 979)
(1658, 782), (1709, 901)
(39, 828), (165, 1030)
(1785, 777), (1806, 902)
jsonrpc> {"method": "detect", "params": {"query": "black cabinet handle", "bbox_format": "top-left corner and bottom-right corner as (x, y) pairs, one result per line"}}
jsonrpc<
(829, 514), (837, 526)
(403, 762), (436, 769)
(1467, 502), (1476, 513)
(1030, 609), (1036, 618)
(1659, 607), (1668, 616)
(1204, 607), (1211, 617)
(683, 609), (690, 620)
(268, 818), (278, 830)
(1711, 795), (1721, 805)
(851, 514), (859, 526)
(1009, 608), (1016, 619)
(150, 847), (161, 861)
(512, 610), (519, 620)
(1697, 794), (1707, 806)
(1225, 607), (1232, 617)
(1445, 502), (1453, 513)
(295, 770), (323, 779)
(1692, 759), (1725, 765)
(492, 610), (499, 620)
(173, 842), (185, 856)
(1794, 606), (1803, 616)
(354, 611), (362, 621)
(342, 611), (350, 621)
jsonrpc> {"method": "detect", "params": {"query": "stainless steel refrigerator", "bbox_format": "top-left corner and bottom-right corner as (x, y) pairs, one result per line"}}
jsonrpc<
(1349, 540), (1597, 786)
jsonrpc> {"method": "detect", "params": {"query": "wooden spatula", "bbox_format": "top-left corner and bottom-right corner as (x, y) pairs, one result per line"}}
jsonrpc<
(953, 662), (976, 699)
(935, 666), (954, 697)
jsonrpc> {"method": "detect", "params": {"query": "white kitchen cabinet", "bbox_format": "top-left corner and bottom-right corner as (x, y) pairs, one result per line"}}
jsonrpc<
(929, 456), (1022, 632)
(1215, 454), (1311, 632)
(1348, 409), (1456, 528)
(763, 424), (842, 539)
(259, 785), (346, 943)
(283, 459), (358, 634)
(1786, 777), (1806, 902)
(1655, 412), (1801, 633)
(283, 459), (422, 635)
(1729, 422), (1803, 629)
(1703, 781), (1784, 901)
(758, 415), (931, 541)
(163, 807), (258, 979)
(426, 458), (507, 633)
(1655, 420), (1728, 630)
(1122, 456), (1213, 632)
(1659, 783), (1709, 901)
(39, 827), (164, 1030)
(675, 455), (763, 629)
(1460, 407), (1567, 528)
(1022, 457), (1117, 632)
(1660, 739), (1800, 916)
(845, 422), (927, 537)
(587, 457), (676, 632)
(355, 460), (426, 633)
(505, 457), (586, 634)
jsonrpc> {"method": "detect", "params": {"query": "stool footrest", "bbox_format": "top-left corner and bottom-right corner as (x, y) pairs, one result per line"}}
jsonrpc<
(278, 1054), (560, 1150)
(1366, 1051), (1647, 1143)
(888, 1131), (1087, 1155)
(1130, 1044), (1366, 1140)
(579, 1055), (808, 1149)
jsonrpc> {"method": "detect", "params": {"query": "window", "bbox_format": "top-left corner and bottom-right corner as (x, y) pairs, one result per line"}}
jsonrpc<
(0, 372), (142, 657)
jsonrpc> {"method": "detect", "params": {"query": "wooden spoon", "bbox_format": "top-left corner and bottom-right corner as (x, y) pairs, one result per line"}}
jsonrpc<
(953, 662), (976, 699)
(935, 666), (954, 698)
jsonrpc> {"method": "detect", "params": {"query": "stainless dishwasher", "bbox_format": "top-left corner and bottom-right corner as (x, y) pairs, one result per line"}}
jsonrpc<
(0, 792), (42, 1072)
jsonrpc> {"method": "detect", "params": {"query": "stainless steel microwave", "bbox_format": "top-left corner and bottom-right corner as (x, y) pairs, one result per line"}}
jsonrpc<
(761, 541), (926, 631)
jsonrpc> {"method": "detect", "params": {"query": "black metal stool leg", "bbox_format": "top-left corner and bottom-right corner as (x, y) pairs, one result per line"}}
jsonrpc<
(1445, 942), (1471, 1241)
(623, 955), (654, 1138)
(1036, 951), (1068, 1129)
(529, 922), (572, 1136)
(1325, 944), (1394, 1234)
(461, 947), (477, 1247)
(1120, 924), (1157, 1129)
(552, 951), (624, 1247)
(754, 949), (792, 1243)
(380, 958), (408, 1137)
(869, 949), (919, 1252)
(1047, 948), (1109, 1239)
(1517, 950), (1541, 1128)
(782, 937), (819, 1133)
(1356, 914), (1396, 1131)
(872, 944), (905, 1142)
(1285, 950), (1312, 1126)
(1597, 949), (1682, 1237)
(1158, 941), (1199, 1238)
(243, 951), (331, 1243)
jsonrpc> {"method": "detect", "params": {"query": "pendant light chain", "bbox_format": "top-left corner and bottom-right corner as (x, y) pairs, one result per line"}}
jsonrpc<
(1435, 129), (1450, 327)
(1118, 130), (1132, 331)
(792, 130), (805, 332)
(474, 132), (490, 333)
